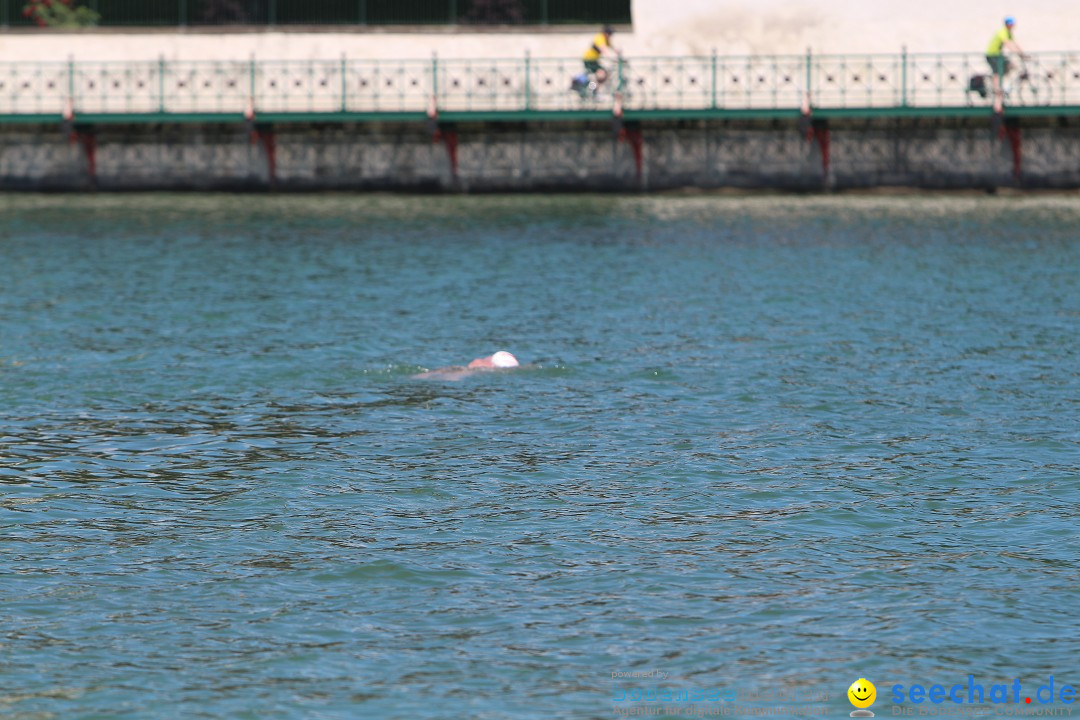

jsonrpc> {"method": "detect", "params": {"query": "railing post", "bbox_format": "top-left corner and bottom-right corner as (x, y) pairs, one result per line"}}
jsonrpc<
(805, 46), (812, 107)
(357, 0), (365, 25)
(940, 54), (947, 107)
(745, 55), (751, 106)
(158, 55), (166, 113)
(249, 54), (256, 116)
(618, 56), (624, 108)
(340, 53), (347, 112)
(449, 0), (456, 23)
(1060, 53), (1067, 105)
(268, 0), (276, 25)
(540, 0), (548, 25)
(901, 45), (908, 107)
(431, 52), (439, 106)
(67, 54), (75, 116)
(524, 50), (531, 111)
(711, 48), (717, 109)
(179, 0), (186, 26)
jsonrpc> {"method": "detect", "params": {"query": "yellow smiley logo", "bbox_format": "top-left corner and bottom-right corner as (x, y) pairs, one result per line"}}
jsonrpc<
(848, 678), (877, 709)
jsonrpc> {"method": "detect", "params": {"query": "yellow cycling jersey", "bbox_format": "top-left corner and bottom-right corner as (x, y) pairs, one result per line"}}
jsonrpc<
(583, 33), (609, 62)
(986, 27), (1013, 56)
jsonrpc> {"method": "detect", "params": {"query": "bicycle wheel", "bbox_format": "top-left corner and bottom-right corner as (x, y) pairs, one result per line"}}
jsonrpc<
(1016, 70), (1054, 105)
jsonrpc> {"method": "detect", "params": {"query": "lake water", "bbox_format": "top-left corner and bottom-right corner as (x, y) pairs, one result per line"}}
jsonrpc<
(2, 194), (1078, 719)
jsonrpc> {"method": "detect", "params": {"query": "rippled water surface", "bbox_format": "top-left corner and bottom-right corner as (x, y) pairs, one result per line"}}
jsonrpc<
(2, 194), (1078, 719)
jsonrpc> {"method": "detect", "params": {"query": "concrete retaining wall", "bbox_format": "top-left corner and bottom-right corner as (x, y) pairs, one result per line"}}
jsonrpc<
(5, 117), (1080, 191)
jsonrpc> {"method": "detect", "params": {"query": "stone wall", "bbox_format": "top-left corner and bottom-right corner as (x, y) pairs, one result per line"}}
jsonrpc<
(3, 117), (1079, 192)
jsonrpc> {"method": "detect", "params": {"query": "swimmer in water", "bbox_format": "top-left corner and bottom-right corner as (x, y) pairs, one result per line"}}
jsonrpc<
(414, 350), (520, 380)
(468, 351), (520, 370)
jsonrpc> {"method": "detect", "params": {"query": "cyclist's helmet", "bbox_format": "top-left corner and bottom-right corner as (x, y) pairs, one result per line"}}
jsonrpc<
(1004, 16), (1015, 26)
(603, 24), (615, 34)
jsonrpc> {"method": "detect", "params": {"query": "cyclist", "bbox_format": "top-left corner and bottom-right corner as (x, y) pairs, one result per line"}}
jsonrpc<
(582, 25), (621, 92)
(986, 16), (1028, 110)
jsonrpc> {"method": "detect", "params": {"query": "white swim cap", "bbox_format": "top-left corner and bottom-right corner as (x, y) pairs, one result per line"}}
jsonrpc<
(491, 351), (519, 368)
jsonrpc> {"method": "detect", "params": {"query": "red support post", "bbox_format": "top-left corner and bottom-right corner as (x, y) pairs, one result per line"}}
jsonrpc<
(250, 124), (276, 188)
(69, 126), (96, 185)
(805, 119), (830, 180)
(999, 120), (1022, 182)
(618, 123), (644, 185)
(432, 124), (458, 180)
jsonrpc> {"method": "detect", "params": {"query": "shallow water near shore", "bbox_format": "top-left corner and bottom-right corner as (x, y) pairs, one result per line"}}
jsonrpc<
(1, 194), (1078, 719)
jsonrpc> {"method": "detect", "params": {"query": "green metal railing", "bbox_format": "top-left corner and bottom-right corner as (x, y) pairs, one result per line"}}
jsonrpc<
(1, 51), (1078, 120)
(2, 0), (631, 26)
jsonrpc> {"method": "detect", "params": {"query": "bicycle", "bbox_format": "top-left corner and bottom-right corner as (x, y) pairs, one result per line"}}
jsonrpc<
(967, 55), (1053, 106)
(570, 58), (630, 102)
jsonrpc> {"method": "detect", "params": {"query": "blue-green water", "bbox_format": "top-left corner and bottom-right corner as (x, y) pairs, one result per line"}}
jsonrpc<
(2, 195), (1078, 719)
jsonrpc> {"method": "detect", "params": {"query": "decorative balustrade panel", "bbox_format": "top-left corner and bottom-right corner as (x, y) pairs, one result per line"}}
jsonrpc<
(345, 60), (433, 113)
(812, 55), (905, 109)
(256, 61), (344, 113)
(711, 55), (806, 110)
(437, 59), (528, 112)
(525, 58), (589, 111)
(0, 62), (69, 115)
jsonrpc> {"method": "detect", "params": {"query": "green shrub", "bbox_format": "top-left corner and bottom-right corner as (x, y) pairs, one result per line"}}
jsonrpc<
(23, 0), (101, 27)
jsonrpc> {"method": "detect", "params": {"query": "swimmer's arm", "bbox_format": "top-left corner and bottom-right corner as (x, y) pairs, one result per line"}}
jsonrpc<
(413, 365), (468, 379)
